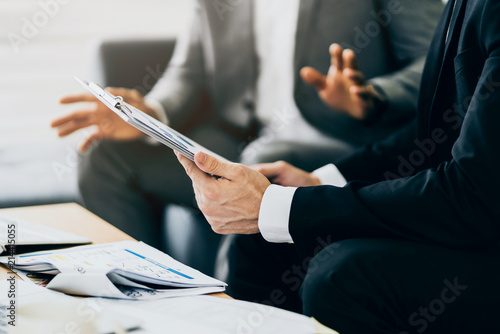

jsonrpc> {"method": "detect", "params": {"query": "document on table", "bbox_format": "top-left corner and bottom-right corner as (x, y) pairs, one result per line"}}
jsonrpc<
(0, 280), (337, 334)
(0, 280), (142, 334)
(0, 240), (226, 299)
(0, 215), (90, 255)
(83, 293), (331, 334)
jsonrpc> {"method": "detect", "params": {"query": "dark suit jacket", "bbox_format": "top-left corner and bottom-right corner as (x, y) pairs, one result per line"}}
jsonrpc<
(289, 0), (500, 258)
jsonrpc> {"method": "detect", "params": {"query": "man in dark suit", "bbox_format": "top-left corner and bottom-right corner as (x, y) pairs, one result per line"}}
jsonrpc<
(51, 0), (442, 249)
(176, 0), (500, 332)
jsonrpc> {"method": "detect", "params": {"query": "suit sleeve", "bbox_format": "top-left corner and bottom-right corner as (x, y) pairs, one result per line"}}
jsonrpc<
(290, 1), (500, 258)
(368, 0), (444, 124)
(145, 0), (207, 128)
(333, 119), (419, 183)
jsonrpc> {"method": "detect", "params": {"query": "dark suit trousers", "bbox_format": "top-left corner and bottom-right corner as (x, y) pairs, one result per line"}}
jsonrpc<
(226, 235), (500, 334)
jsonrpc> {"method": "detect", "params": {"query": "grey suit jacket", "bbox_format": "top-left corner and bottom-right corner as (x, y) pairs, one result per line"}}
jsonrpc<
(147, 0), (444, 147)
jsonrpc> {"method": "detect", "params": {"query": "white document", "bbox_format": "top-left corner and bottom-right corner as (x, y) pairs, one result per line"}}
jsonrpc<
(0, 215), (90, 255)
(91, 294), (322, 334)
(75, 77), (229, 163)
(0, 241), (226, 300)
(0, 280), (143, 334)
(0, 280), (337, 334)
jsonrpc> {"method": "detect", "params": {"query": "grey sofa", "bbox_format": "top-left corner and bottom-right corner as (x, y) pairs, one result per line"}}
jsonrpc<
(94, 38), (223, 276)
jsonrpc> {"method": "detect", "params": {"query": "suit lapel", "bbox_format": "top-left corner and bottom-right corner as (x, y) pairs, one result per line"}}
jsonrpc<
(442, 0), (465, 64)
(418, 0), (465, 134)
(293, 0), (321, 89)
(418, 0), (457, 117)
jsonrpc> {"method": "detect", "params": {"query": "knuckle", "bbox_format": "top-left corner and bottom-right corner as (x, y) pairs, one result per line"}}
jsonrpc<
(206, 159), (219, 173)
(233, 164), (246, 178)
(211, 225), (226, 235)
(130, 89), (143, 100)
(185, 164), (195, 177)
(199, 203), (210, 215)
(276, 160), (287, 168)
(204, 187), (217, 201)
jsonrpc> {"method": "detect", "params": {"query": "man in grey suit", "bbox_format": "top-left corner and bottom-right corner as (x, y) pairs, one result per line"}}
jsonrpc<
(51, 0), (443, 250)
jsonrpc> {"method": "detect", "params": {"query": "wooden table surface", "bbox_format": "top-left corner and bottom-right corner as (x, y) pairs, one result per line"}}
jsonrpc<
(0, 203), (230, 299)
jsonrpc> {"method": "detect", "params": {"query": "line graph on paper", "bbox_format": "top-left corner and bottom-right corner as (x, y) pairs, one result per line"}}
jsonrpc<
(18, 244), (194, 282)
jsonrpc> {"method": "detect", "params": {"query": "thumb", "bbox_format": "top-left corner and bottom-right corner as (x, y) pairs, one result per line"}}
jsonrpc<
(300, 67), (326, 90)
(194, 152), (234, 179)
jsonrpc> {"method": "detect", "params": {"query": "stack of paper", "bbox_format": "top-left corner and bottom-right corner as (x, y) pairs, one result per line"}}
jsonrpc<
(0, 241), (226, 300)
(0, 215), (91, 255)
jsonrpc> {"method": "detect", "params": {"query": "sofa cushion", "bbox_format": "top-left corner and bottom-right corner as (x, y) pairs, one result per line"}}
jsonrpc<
(0, 142), (78, 208)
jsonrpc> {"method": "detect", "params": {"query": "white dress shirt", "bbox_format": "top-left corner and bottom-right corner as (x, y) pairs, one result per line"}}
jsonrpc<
(258, 164), (347, 243)
(147, 0), (301, 128)
(250, 0), (346, 150)
(253, 0), (300, 126)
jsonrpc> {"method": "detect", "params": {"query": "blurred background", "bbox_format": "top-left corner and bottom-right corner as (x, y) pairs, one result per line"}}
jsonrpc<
(0, 0), (189, 208)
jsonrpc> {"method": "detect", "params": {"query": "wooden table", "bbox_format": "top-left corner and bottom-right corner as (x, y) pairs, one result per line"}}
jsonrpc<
(0, 203), (230, 299)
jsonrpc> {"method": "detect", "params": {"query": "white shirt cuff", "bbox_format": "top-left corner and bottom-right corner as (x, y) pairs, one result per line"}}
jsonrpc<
(258, 185), (297, 244)
(312, 164), (347, 187)
(144, 98), (169, 145)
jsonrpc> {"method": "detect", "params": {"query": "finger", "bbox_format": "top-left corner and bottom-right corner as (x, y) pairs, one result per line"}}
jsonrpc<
(251, 163), (268, 173)
(252, 163), (283, 178)
(106, 87), (143, 101)
(330, 43), (344, 70)
(194, 152), (238, 180)
(59, 94), (97, 104)
(79, 131), (102, 153)
(350, 85), (376, 100)
(50, 110), (95, 128)
(105, 87), (124, 96)
(176, 152), (212, 184)
(300, 67), (326, 90)
(343, 48), (359, 70)
(343, 68), (366, 85)
(56, 118), (96, 137)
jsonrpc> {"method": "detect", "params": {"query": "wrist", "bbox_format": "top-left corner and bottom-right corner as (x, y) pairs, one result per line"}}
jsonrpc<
(362, 84), (388, 124)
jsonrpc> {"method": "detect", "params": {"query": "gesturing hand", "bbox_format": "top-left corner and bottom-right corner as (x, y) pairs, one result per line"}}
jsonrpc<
(176, 152), (271, 235)
(51, 88), (156, 152)
(253, 161), (321, 187)
(300, 43), (382, 120)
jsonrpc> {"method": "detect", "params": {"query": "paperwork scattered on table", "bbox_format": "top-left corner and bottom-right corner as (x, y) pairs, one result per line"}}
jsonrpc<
(0, 280), (142, 334)
(0, 279), (336, 334)
(79, 291), (322, 334)
(0, 241), (226, 299)
(0, 215), (91, 255)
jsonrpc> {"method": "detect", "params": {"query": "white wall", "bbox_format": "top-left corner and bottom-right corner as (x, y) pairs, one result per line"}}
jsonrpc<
(0, 0), (190, 148)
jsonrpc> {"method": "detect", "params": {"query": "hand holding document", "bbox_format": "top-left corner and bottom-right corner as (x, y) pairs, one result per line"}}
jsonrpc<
(0, 241), (226, 300)
(53, 86), (157, 152)
(75, 78), (229, 163)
